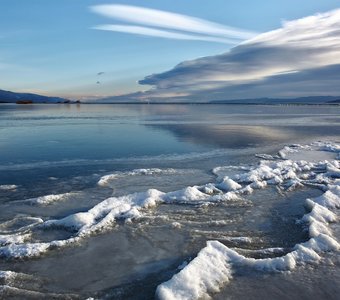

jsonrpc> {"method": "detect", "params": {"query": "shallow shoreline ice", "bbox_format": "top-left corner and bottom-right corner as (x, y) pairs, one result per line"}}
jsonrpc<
(156, 142), (340, 300)
(0, 141), (339, 299)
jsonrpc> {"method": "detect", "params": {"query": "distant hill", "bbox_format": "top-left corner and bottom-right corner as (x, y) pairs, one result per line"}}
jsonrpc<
(0, 89), (71, 104)
(327, 98), (340, 103)
(211, 96), (340, 104)
(89, 95), (340, 104)
(2, 89), (338, 105)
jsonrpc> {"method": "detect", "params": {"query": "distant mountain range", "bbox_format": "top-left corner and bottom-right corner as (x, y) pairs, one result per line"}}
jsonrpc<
(1, 88), (339, 104)
(210, 96), (340, 104)
(90, 95), (340, 104)
(0, 89), (72, 104)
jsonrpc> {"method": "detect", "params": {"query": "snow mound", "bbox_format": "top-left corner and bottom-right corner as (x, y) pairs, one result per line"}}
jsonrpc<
(0, 242), (50, 259)
(15, 192), (77, 205)
(156, 241), (233, 300)
(98, 168), (178, 187)
(0, 233), (30, 246)
(216, 177), (242, 191)
(164, 186), (210, 203)
(0, 185), (17, 191)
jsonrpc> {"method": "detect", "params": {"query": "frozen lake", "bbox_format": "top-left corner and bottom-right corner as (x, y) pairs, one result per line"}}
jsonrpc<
(0, 104), (339, 299)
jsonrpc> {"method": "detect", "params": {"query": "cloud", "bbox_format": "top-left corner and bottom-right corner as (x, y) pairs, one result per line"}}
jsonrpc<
(90, 4), (257, 44)
(93, 24), (242, 44)
(187, 64), (340, 101)
(93, 25), (239, 44)
(132, 9), (340, 101)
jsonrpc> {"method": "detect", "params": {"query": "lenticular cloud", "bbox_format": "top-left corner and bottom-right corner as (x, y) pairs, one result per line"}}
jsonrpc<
(90, 4), (257, 44)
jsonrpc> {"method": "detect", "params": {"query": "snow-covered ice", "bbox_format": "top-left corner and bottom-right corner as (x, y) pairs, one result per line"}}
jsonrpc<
(0, 141), (339, 300)
(156, 142), (340, 300)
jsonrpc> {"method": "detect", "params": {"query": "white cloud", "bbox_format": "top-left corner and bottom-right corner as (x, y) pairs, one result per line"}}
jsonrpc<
(90, 4), (257, 43)
(133, 9), (340, 100)
(93, 24), (240, 44)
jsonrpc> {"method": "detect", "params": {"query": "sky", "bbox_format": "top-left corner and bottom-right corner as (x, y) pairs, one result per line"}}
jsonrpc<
(0, 0), (340, 101)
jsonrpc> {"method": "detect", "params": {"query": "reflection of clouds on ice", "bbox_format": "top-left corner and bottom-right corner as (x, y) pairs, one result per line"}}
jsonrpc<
(150, 124), (294, 148)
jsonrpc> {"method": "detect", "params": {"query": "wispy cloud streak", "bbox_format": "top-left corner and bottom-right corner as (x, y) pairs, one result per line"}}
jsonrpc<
(90, 4), (257, 43)
(93, 25), (240, 44)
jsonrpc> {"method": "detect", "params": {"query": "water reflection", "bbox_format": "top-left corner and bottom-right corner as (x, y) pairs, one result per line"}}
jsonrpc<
(149, 123), (340, 149)
(149, 124), (294, 148)
(0, 104), (340, 164)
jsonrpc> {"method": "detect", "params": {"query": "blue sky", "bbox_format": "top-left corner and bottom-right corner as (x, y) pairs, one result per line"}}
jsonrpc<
(0, 0), (339, 100)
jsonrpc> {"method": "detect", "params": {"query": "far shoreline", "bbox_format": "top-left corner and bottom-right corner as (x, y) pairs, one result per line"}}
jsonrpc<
(1, 102), (340, 106)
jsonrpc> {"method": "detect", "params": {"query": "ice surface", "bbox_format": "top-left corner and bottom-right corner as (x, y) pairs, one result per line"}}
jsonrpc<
(0, 149), (232, 171)
(157, 141), (340, 300)
(0, 217), (43, 233)
(1, 140), (339, 300)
